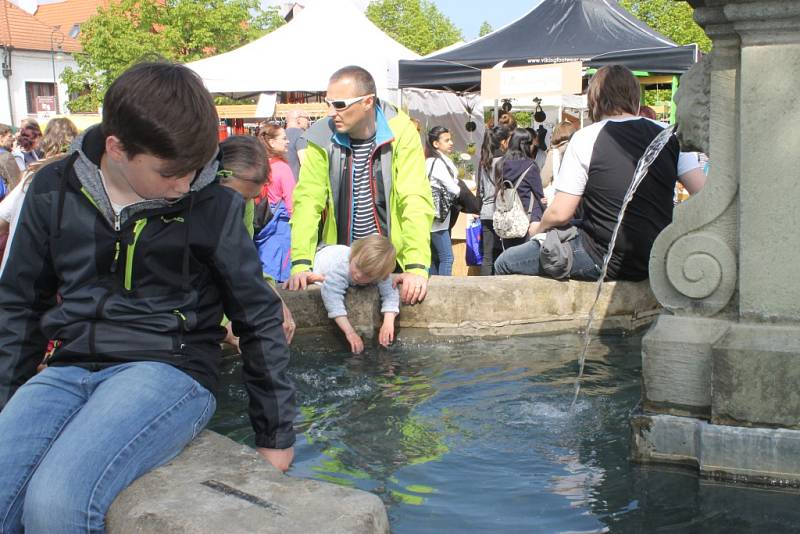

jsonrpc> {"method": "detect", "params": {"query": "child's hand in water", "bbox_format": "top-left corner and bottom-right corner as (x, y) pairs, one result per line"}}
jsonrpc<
(345, 331), (364, 354)
(379, 313), (397, 348)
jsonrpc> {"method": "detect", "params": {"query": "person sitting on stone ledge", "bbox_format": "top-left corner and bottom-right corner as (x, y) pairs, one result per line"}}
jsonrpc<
(0, 61), (296, 534)
(289, 235), (400, 354)
(495, 65), (706, 281)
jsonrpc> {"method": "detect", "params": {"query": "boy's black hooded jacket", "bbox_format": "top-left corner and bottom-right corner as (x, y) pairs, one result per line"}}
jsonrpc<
(0, 126), (296, 449)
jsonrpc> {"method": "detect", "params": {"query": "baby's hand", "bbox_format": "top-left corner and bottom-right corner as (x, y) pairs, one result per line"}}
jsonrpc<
(345, 331), (364, 354)
(379, 322), (394, 348)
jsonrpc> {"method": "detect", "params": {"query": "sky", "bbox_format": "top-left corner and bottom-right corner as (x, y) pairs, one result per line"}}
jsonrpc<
(263, 0), (542, 41)
(430, 0), (542, 41)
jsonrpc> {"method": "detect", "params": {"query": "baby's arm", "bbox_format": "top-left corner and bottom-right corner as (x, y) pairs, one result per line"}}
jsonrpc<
(320, 260), (363, 353)
(377, 276), (400, 348)
(333, 316), (364, 354)
(379, 312), (397, 348)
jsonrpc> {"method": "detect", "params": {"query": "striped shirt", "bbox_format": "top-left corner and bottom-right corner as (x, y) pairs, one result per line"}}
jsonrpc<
(350, 135), (378, 241)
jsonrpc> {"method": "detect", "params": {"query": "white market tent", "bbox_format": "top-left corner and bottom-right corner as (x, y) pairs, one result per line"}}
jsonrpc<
(186, 0), (420, 104)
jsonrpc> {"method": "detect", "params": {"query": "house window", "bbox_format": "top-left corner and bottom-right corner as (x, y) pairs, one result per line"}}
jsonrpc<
(25, 82), (56, 114)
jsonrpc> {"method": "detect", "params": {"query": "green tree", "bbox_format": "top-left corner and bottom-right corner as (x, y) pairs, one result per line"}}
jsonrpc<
(366, 0), (463, 56)
(619, 0), (711, 52)
(478, 20), (493, 37)
(62, 0), (283, 112)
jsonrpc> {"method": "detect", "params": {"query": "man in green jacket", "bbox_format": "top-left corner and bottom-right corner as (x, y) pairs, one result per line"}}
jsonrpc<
(285, 65), (433, 304)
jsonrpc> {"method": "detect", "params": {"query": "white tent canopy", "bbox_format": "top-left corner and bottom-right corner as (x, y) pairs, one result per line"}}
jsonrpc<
(186, 0), (419, 103)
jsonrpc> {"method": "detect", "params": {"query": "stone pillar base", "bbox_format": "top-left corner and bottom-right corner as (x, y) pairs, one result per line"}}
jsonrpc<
(632, 412), (800, 488)
(642, 315), (730, 418)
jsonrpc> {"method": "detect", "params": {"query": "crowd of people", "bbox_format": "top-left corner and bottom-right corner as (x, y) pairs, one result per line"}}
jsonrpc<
(0, 60), (706, 532)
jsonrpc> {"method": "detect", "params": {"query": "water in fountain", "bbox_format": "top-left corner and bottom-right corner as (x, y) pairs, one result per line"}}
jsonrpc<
(571, 124), (677, 409)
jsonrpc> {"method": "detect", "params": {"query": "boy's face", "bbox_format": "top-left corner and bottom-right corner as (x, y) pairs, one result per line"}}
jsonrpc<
(106, 136), (195, 200)
(349, 262), (376, 286)
(121, 153), (195, 200)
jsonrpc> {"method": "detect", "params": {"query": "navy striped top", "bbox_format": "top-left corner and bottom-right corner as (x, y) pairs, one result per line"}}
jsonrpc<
(350, 135), (378, 241)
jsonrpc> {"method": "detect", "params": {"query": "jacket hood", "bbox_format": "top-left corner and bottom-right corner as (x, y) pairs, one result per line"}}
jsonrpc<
(501, 158), (536, 182)
(71, 125), (220, 228)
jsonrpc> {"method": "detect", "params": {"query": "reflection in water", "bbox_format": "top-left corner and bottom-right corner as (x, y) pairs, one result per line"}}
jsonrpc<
(210, 333), (800, 534)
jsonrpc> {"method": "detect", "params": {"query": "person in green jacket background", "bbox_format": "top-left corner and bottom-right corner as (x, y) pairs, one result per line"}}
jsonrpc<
(285, 65), (433, 305)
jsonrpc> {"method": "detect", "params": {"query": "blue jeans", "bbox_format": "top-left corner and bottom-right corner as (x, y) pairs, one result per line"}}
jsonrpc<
(430, 229), (454, 276)
(0, 362), (216, 534)
(494, 233), (603, 280)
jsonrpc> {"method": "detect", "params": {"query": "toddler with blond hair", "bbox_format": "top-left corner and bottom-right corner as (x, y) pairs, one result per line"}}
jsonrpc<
(310, 235), (400, 353)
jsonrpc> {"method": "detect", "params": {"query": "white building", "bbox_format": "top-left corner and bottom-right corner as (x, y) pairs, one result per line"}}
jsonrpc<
(0, 1), (82, 127)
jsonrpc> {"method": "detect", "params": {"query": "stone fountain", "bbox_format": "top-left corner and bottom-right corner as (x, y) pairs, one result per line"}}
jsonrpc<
(632, 0), (800, 486)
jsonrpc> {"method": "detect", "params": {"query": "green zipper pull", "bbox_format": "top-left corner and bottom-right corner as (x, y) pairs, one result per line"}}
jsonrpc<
(124, 219), (148, 290)
(110, 241), (121, 273)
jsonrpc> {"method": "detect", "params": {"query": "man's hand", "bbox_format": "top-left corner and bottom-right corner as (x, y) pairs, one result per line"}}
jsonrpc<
(283, 271), (324, 291)
(378, 320), (395, 348)
(282, 303), (296, 344)
(527, 221), (542, 237)
(392, 273), (428, 305)
(345, 331), (364, 354)
(257, 446), (294, 473)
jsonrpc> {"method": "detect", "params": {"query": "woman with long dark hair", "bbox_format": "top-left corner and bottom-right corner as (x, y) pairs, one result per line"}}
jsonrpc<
(494, 128), (545, 250)
(425, 126), (460, 276)
(477, 126), (510, 275)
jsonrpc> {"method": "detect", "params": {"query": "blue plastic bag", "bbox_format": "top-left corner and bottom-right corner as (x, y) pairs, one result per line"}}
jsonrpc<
(465, 217), (482, 266)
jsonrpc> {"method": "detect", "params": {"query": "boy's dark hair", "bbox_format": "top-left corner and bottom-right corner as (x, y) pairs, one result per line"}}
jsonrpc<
(329, 65), (377, 96)
(587, 65), (641, 122)
(102, 61), (218, 177)
(219, 135), (269, 184)
(0, 124), (12, 137)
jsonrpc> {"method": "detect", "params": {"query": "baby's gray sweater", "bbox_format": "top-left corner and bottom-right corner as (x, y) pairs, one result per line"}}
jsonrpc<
(313, 245), (400, 318)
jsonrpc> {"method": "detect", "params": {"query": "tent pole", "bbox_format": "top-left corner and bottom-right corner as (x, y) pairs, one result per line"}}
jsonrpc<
(494, 100), (499, 125)
(670, 75), (679, 125)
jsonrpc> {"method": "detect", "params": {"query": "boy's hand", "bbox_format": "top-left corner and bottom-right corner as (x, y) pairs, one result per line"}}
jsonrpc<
(393, 272), (428, 305)
(282, 303), (296, 344)
(223, 322), (240, 352)
(345, 331), (364, 354)
(257, 446), (294, 473)
(283, 271), (324, 291)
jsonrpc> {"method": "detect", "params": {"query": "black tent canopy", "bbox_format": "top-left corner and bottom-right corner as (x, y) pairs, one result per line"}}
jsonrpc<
(399, 0), (698, 91)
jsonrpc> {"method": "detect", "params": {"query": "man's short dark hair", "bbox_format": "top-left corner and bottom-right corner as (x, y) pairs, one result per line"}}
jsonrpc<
(102, 61), (218, 177)
(587, 65), (641, 122)
(329, 65), (377, 96)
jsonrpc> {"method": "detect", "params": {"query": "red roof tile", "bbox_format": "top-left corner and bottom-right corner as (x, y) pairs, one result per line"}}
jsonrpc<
(34, 0), (107, 36)
(0, 1), (82, 53)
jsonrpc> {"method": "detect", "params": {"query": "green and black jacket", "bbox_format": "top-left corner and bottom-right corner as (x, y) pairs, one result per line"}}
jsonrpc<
(0, 126), (296, 449)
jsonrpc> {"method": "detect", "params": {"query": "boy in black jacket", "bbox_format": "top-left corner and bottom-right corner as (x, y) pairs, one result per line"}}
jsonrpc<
(0, 62), (296, 533)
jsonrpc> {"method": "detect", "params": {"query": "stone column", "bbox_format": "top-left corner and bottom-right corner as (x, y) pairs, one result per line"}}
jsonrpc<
(634, 0), (800, 486)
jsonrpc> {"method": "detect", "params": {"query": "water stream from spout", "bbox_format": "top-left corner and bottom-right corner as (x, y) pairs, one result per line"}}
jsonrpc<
(571, 124), (677, 409)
